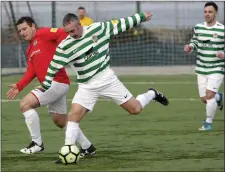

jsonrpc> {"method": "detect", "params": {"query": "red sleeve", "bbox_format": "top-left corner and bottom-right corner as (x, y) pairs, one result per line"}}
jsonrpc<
(16, 60), (36, 92)
(40, 27), (68, 44)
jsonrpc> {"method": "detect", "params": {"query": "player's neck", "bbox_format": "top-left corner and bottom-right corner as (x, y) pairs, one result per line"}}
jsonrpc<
(206, 20), (217, 27)
(30, 30), (37, 42)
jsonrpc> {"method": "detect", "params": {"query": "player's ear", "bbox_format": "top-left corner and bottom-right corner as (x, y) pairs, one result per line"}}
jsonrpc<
(31, 23), (36, 30)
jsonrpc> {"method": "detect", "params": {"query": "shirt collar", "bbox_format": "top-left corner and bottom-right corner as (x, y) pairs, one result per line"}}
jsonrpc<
(204, 21), (218, 28)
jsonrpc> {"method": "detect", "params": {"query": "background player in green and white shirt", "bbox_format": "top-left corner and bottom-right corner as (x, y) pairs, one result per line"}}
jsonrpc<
(184, 2), (224, 131)
(41, 11), (169, 163)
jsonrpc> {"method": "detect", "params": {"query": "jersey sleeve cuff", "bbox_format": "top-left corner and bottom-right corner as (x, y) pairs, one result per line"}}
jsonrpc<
(140, 13), (146, 22)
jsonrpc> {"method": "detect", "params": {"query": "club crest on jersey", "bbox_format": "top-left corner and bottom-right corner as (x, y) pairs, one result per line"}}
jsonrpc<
(33, 40), (38, 46)
(111, 20), (118, 25)
(213, 33), (218, 38)
(92, 35), (98, 43)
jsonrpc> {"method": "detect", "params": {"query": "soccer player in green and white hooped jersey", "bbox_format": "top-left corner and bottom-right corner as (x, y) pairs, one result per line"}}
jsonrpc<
(184, 1), (224, 131)
(40, 11), (169, 163)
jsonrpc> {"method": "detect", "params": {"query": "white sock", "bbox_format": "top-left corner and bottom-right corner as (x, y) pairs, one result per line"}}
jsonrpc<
(23, 109), (42, 146)
(206, 98), (217, 124)
(77, 128), (91, 149)
(63, 125), (91, 149)
(136, 90), (156, 108)
(65, 121), (80, 145)
(215, 93), (220, 102)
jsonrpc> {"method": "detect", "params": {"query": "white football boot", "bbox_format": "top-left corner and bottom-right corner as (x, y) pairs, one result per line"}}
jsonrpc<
(20, 141), (44, 154)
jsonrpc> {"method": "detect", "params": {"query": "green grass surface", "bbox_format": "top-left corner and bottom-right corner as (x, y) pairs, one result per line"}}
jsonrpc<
(1, 75), (224, 171)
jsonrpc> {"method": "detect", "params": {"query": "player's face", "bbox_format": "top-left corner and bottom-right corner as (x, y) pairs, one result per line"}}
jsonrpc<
(78, 9), (86, 19)
(17, 22), (36, 41)
(204, 6), (217, 24)
(63, 20), (83, 39)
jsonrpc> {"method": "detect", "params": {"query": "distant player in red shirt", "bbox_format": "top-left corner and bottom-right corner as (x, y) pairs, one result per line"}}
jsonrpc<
(6, 17), (95, 156)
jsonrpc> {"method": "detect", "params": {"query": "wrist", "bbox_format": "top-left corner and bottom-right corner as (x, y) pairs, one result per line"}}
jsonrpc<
(189, 44), (195, 52)
(16, 83), (21, 92)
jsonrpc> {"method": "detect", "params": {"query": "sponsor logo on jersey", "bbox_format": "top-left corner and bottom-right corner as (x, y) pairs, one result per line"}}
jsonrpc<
(84, 47), (99, 61)
(50, 28), (58, 33)
(30, 49), (41, 60)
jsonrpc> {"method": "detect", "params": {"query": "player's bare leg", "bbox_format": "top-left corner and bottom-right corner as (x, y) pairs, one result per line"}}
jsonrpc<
(51, 113), (67, 128)
(199, 90), (217, 131)
(20, 95), (93, 156)
(56, 103), (96, 164)
(200, 94), (223, 110)
(121, 88), (169, 114)
(19, 93), (44, 154)
(51, 112), (94, 158)
(200, 96), (207, 104)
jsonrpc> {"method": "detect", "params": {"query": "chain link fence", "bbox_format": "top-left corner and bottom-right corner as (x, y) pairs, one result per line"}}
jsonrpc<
(1, 1), (224, 74)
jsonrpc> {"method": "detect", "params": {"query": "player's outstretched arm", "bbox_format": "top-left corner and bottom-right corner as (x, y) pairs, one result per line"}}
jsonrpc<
(7, 62), (36, 99)
(103, 12), (152, 38)
(41, 47), (70, 91)
(6, 84), (19, 100)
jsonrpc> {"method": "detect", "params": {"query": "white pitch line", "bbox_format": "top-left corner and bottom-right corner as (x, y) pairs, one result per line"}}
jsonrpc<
(3, 81), (196, 85)
(1, 98), (199, 103)
(123, 81), (196, 85)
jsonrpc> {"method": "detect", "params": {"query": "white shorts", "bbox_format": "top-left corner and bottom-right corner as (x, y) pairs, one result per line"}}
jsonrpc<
(72, 68), (133, 111)
(31, 81), (70, 114)
(197, 74), (224, 97)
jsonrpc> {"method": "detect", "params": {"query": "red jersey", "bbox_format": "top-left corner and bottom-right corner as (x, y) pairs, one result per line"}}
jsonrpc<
(16, 27), (70, 92)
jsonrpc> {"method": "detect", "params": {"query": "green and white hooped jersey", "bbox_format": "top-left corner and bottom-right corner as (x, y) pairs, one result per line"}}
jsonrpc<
(189, 21), (225, 75)
(42, 13), (146, 90)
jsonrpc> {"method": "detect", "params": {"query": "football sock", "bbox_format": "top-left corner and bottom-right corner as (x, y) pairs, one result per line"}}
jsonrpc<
(77, 128), (91, 150)
(136, 90), (156, 108)
(64, 125), (91, 149)
(215, 92), (221, 102)
(23, 109), (42, 146)
(65, 121), (80, 145)
(206, 98), (217, 124)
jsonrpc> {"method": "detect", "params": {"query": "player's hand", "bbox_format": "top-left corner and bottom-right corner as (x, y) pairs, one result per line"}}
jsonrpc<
(6, 84), (19, 100)
(216, 51), (224, 59)
(184, 44), (192, 54)
(35, 85), (46, 92)
(144, 12), (152, 21)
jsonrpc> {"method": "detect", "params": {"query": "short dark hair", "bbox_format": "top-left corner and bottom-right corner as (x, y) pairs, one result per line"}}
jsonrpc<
(62, 13), (79, 26)
(78, 6), (85, 10)
(16, 16), (36, 27)
(204, 1), (218, 12)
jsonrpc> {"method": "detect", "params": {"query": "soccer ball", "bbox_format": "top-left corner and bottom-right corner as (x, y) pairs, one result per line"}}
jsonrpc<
(59, 145), (80, 164)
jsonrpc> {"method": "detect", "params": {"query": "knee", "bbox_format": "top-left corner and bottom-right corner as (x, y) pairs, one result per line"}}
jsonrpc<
(200, 97), (207, 104)
(20, 100), (31, 112)
(52, 115), (67, 128)
(128, 106), (142, 115)
(206, 92), (215, 100)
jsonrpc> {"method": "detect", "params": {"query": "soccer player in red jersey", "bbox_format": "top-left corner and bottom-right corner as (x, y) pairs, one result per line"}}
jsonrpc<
(6, 17), (95, 156)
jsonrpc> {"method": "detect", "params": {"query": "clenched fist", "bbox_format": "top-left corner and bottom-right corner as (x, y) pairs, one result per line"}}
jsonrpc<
(184, 44), (193, 54)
